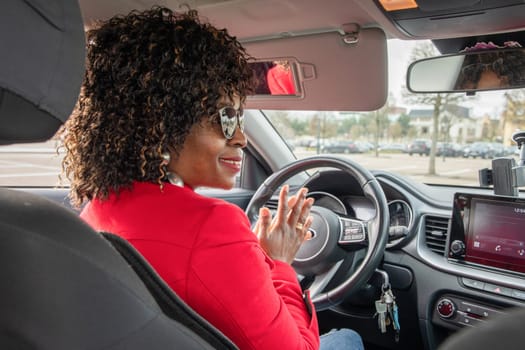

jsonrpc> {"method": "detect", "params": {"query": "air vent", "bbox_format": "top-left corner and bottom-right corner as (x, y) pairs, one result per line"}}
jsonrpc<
(424, 215), (450, 256)
(265, 199), (278, 211)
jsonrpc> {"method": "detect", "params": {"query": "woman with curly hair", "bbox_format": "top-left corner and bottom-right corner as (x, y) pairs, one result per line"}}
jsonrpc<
(59, 6), (363, 350)
(454, 41), (525, 90)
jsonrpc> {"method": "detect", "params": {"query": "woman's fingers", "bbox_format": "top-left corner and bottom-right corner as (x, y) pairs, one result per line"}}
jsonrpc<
(274, 186), (314, 231)
(298, 197), (314, 225)
(257, 186), (316, 264)
(274, 185), (290, 226)
(288, 188), (313, 228)
(302, 215), (314, 240)
(256, 207), (272, 238)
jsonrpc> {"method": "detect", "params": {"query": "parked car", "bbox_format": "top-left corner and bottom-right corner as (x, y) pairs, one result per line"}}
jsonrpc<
(463, 141), (498, 159)
(321, 140), (361, 153)
(378, 143), (406, 153)
(307, 138), (329, 149)
(355, 141), (375, 152)
(407, 139), (430, 156)
(3, 1), (525, 350)
(489, 142), (507, 157)
(436, 142), (462, 157)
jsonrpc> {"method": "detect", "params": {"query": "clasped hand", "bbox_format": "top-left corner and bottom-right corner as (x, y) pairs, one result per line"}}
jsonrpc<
(253, 185), (314, 264)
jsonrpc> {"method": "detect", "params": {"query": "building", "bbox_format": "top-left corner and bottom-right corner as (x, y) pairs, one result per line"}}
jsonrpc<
(407, 105), (478, 143)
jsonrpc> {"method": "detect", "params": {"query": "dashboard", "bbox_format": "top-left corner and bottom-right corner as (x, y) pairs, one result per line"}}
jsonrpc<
(301, 168), (525, 348)
(304, 170), (415, 245)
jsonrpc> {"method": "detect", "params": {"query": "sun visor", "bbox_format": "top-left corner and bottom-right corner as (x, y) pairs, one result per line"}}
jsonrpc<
(244, 27), (388, 112)
(0, 0), (85, 144)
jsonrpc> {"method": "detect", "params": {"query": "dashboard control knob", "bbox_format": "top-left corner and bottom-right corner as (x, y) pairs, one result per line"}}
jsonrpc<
(450, 240), (466, 257)
(437, 298), (456, 319)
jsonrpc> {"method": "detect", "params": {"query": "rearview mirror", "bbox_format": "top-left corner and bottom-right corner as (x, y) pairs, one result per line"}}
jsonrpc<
(407, 48), (525, 94)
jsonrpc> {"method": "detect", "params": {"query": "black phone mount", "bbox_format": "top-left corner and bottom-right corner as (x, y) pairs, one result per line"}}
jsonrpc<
(479, 130), (525, 196)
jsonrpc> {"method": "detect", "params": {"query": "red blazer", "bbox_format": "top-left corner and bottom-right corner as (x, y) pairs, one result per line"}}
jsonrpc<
(81, 181), (319, 350)
(267, 64), (295, 95)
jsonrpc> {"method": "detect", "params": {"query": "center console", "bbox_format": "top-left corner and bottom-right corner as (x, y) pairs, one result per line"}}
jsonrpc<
(448, 192), (525, 275)
(432, 192), (525, 330)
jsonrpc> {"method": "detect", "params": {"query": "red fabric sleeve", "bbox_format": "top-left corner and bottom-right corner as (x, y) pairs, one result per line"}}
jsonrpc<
(267, 65), (295, 95)
(187, 202), (319, 350)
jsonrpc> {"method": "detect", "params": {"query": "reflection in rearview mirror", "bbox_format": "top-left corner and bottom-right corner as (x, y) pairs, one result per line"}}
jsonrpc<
(249, 60), (299, 96)
(407, 48), (525, 94)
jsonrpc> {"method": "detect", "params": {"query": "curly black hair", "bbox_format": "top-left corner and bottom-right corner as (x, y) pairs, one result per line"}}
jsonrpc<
(454, 48), (525, 89)
(59, 7), (254, 207)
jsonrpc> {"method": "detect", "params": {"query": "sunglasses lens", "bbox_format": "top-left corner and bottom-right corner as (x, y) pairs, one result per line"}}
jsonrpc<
(220, 107), (237, 139)
(238, 112), (245, 132)
(223, 107), (237, 119)
(220, 107), (243, 139)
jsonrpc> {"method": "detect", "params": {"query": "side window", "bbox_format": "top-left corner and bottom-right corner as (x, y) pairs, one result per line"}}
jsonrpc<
(0, 139), (63, 187)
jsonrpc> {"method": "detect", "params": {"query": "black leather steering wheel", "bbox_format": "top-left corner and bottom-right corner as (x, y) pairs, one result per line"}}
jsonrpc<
(246, 155), (389, 311)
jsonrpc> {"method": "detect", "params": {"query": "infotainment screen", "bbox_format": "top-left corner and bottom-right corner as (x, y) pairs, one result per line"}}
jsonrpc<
(449, 193), (525, 274)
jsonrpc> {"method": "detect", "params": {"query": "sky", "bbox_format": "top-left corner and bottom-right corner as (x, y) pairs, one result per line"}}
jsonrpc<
(387, 39), (506, 118)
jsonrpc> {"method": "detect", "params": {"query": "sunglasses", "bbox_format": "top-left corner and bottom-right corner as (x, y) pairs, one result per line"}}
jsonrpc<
(217, 106), (245, 139)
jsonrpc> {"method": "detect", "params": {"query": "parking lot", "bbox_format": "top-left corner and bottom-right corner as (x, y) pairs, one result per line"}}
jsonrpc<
(0, 141), (64, 187)
(1, 141), (514, 187)
(294, 148), (510, 186)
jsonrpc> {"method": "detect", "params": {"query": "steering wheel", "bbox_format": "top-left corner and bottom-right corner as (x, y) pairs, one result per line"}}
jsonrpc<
(246, 155), (389, 311)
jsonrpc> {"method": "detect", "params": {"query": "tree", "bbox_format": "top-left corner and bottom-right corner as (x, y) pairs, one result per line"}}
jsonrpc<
(397, 113), (412, 137)
(308, 112), (339, 153)
(350, 124), (365, 140)
(389, 123), (403, 140)
(289, 118), (308, 136)
(340, 115), (358, 137)
(266, 111), (294, 138)
(503, 90), (525, 123)
(402, 41), (466, 175)
(372, 104), (390, 156)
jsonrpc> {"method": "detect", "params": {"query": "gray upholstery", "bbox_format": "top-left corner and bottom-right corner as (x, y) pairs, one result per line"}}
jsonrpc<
(0, 189), (216, 350)
(0, 0), (85, 144)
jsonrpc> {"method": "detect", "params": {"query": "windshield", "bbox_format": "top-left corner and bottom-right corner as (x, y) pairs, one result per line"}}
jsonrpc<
(264, 39), (522, 188)
(0, 39), (522, 188)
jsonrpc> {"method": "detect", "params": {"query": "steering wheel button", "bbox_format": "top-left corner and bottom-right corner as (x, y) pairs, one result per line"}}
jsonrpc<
(345, 227), (360, 234)
(340, 231), (366, 243)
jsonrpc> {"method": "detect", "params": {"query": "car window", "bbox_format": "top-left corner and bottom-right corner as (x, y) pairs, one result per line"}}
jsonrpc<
(0, 39), (520, 188)
(0, 140), (63, 187)
(263, 39), (520, 188)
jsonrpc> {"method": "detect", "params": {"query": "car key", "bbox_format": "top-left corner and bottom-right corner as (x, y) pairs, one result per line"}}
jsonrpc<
(383, 286), (394, 327)
(392, 302), (400, 342)
(383, 285), (401, 342)
(375, 298), (388, 333)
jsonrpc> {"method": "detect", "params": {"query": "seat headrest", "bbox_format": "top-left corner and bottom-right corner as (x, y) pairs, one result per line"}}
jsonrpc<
(0, 0), (85, 145)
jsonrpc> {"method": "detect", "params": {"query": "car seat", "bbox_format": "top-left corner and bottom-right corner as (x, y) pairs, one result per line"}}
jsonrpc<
(0, 1), (236, 349)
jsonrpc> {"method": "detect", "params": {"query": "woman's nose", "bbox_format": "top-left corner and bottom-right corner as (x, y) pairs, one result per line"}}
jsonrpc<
(229, 124), (247, 148)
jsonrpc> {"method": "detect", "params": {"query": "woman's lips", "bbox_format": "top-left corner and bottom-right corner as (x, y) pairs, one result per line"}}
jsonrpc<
(219, 157), (242, 171)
